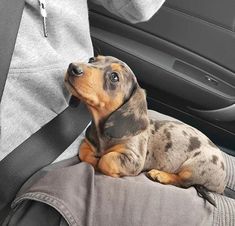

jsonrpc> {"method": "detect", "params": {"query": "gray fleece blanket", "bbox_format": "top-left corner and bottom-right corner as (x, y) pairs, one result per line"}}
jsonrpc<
(4, 153), (235, 226)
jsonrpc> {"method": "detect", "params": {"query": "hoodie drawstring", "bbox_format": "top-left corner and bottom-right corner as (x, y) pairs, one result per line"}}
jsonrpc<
(38, 0), (48, 37)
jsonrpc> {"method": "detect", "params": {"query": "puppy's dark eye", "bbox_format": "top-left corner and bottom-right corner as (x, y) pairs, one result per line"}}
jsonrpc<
(109, 72), (119, 83)
(88, 57), (95, 63)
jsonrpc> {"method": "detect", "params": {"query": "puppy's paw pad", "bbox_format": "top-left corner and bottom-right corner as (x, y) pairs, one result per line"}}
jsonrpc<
(146, 169), (170, 184)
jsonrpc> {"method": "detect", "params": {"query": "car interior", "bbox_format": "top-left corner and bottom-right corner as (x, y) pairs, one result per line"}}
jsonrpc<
(88, 0), (235, 160)
(1, 0), (235, 224)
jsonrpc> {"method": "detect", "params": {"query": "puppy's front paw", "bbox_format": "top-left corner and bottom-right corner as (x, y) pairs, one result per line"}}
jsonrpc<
(79, 140), (99, 169)
(147, 169), (173, 184)
(98, 152), (122, 178)
(79, 154), (99, 169)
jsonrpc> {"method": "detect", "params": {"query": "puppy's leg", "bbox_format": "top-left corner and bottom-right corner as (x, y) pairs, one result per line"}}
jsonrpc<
(98, 144), (143, 178)
(147, 167), (192, 187)
(79, 139), (99, 168)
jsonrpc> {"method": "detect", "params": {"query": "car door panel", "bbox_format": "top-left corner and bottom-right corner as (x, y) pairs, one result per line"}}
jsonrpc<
(88, 1), (235, 153)
(91, 21), (235, 110)
(90, 2), (235, 73)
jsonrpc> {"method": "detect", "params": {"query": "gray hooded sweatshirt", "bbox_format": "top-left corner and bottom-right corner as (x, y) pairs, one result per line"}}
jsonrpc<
(0, 0), (165, 161)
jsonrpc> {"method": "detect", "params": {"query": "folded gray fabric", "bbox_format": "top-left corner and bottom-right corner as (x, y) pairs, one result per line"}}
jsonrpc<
(4, 155), (234, 226)
(223, 153), (235, 191)
(213, 194), (235, 226)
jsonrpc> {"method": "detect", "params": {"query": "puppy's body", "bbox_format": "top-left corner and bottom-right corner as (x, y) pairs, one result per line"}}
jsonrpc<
(145, 119), (226, 193)
(84, 114), (226, 193)
(65, 55), (226, 196)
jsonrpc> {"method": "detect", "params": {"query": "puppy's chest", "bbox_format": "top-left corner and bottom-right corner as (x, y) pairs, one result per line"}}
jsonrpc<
(85, 123), (116, 155)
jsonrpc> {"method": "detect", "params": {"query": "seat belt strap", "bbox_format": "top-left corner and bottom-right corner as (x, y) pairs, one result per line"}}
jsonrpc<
(0, 0), (91, 217)
(0, 0), (25, 102)
(0, 104), (90, 212)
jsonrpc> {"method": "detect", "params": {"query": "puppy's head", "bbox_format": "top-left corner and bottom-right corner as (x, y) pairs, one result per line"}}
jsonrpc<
(65, 55), (136, 111)
(65, 55), (148, 138)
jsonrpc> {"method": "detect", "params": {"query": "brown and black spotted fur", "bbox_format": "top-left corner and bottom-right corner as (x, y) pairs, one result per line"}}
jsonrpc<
(65, 55), (226, 204)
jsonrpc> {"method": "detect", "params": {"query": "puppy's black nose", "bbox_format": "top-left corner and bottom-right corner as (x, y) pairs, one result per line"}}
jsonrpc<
(68, 63), (83, 77)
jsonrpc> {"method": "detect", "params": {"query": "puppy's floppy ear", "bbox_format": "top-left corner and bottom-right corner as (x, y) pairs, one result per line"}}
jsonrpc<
(103, 86), (149, 139)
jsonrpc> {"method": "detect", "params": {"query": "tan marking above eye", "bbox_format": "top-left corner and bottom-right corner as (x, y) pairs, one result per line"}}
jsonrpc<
(96, 55), (103, 59)
(96, 55), (106, 63)
(111, 63), (123, 71)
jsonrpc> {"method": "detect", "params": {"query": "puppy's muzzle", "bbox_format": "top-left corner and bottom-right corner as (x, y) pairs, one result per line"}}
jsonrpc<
(68, 63), (83, 77)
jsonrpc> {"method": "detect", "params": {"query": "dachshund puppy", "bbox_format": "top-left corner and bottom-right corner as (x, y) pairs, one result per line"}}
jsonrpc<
(64, 56), (226, 205)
